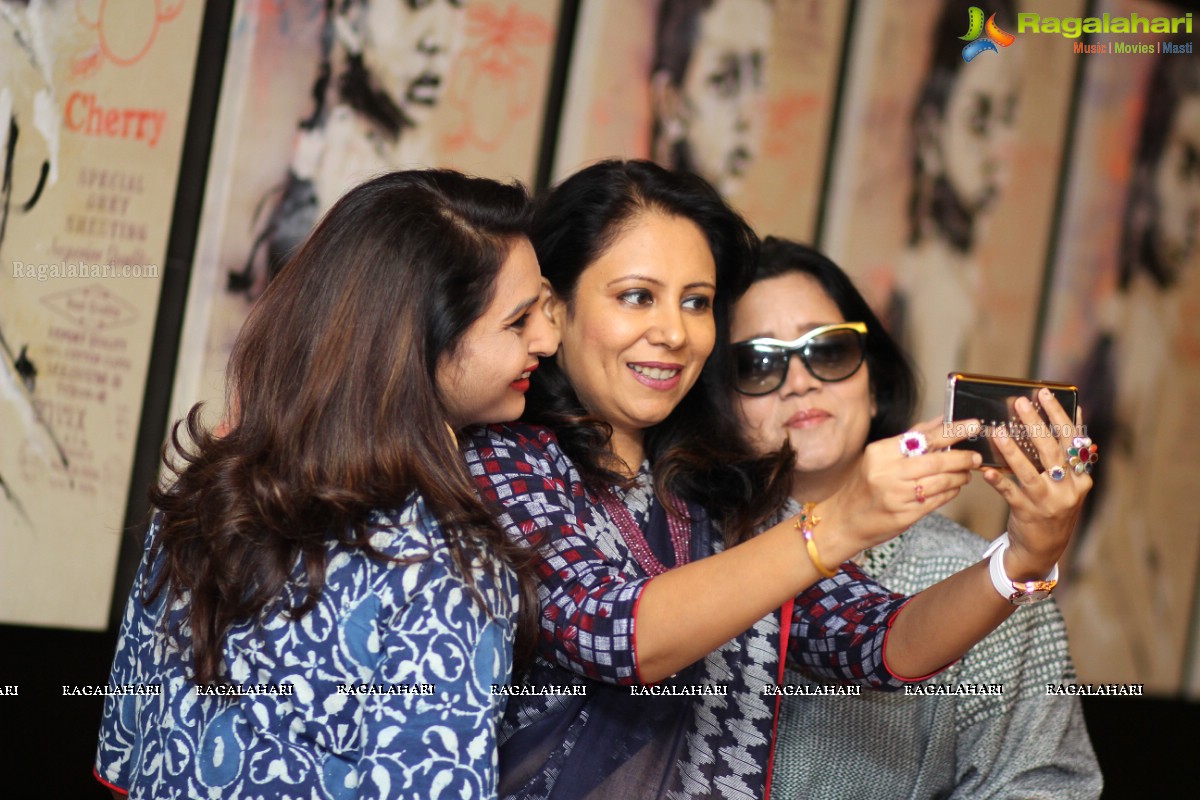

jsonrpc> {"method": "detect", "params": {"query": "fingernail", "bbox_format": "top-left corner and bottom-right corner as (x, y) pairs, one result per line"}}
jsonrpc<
(1016, 397), (1031, 412)
(972, 452), (983, 467)
(1041, 388), (1053, 400)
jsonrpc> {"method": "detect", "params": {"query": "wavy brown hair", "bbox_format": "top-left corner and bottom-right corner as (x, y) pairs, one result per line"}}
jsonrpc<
(149, 170), (539, 684)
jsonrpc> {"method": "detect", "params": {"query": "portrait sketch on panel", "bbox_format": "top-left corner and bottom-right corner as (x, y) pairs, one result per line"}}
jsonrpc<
(554, 0), (848, 244)
(820, 0), (1082, 533)
(1038, 0), (1200, 695)
(171, 0), (559, 434)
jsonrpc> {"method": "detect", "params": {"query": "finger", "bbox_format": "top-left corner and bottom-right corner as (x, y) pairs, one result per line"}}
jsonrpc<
(990, 419), (1044, 488)
(922, 416), (983, 449)
(905, 449), (982, 478)
(1015, 394), (1067, 473)
(980, 466), (1024, 505)
(1073, 402), (1095, 454)
(909, 471), (973, 502)
(1035, 388), (1078, 447)
(906, 483), (965, 514)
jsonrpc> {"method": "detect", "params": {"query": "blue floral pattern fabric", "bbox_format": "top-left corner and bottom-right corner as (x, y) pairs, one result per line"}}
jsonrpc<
(95, 497), (518, 800)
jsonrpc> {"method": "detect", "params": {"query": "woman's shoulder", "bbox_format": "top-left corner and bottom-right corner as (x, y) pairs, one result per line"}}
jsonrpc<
(463, 421), (561, 453)
(462, 422), (582, 484)
(343, 499), (513, 604)
(361, 497), (443, 557)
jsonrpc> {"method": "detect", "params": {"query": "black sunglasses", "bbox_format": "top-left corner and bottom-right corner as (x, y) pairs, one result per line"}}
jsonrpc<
(733, 322), (867, 396)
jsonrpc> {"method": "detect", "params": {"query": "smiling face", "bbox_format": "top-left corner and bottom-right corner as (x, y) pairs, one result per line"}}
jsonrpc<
(731, 272), (874, 494)
(437, 237), (558, 429)
(550, 212), (717, 465)
(359, 0), (466, 126)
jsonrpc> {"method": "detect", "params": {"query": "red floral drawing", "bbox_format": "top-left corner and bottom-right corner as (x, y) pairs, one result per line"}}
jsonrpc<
(443, 2), (553, 153)
(70, 0), (187, 79)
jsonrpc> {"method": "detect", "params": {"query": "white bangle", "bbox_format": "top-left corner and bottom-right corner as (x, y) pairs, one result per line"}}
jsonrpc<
(981, 532), (1059, 605)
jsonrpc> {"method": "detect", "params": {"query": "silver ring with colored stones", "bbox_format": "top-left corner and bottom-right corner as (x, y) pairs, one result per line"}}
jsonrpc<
(900, 431), (928, 457)
(1048, 465), (1066, 482)
(1066, 436), (1099, 475)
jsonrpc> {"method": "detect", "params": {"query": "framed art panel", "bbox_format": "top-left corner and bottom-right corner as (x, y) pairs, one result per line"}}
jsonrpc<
(553, 0), (849, 243)
(819, 0), (1084, 533)
(0, 0), (206, 628)
(1036, 0), (1200, 695)
(170, 0), (562, 434)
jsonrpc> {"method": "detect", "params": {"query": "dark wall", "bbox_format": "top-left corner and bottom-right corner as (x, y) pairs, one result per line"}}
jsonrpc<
(1, 620), (1196, 798)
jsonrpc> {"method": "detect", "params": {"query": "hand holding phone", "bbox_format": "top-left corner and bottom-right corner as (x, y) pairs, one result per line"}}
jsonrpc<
(943, 373), (1079, 471)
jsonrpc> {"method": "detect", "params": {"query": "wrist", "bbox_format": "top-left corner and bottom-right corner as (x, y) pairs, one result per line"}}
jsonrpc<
(795, 502), (839, 579)
(982, 533), (1059, 605)
(1002, 539), (1059, 581)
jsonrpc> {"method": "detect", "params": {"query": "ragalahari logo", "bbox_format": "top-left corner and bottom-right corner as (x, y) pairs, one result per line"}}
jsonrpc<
(960, 6), (1015, 62)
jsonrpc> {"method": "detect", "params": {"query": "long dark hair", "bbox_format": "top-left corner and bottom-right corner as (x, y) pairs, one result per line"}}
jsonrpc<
(151, 170), (538, 684)
(754, 237), (918, 443)
(525, 159), (791, 542)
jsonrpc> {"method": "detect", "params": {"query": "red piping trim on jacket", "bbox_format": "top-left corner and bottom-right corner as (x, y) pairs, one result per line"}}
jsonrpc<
(763, 598), (794, 800)
(93, 765), (128, 796)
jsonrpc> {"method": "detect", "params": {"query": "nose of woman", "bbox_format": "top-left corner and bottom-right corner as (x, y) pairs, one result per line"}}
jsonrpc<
(646, 304), (686, 349)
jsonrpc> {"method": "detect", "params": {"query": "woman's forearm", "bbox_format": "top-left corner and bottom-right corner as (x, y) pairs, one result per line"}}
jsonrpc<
(632, 470), (970, 683)
(882, 561), (1014, 678)
(633, 518), (825, 683)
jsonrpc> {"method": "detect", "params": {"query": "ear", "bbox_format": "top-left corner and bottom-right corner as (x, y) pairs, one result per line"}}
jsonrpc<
(543, 281), (566, 330)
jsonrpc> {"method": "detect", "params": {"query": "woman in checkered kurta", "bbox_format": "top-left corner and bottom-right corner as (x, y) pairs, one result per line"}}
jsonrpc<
(463, 161), (1089, 800)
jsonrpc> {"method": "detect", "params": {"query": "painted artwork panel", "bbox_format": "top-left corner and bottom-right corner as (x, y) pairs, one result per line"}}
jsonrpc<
(1037, 0), (1200, 695)
(170, 0), (561, 434)
(553, 0), (849, 243)
(0, 0), (205, 628)
(819, 0), (1084, 534)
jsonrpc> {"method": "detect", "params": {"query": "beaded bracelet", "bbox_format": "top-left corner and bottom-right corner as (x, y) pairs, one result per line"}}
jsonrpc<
(795, 502), (837, 579)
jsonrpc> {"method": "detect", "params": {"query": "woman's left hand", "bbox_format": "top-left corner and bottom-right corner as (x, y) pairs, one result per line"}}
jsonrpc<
(981, 388), (1093, 580)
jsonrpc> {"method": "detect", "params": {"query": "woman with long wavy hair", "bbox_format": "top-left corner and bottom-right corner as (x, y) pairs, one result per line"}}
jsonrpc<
(95, 170), (558, 800)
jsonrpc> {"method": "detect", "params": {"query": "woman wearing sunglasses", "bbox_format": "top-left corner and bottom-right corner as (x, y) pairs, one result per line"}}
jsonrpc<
(464, 160), (1089, 799)
(732, 237), (1101, 799)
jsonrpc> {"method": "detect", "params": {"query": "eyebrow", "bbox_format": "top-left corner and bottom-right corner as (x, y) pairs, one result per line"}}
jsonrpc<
(606, 274), (717, 291)
(503, 296), (539, 321)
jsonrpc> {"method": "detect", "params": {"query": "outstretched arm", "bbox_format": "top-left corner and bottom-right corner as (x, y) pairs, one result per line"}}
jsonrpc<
(470, 421), (978, 686)
(883, 390), (1090, 679)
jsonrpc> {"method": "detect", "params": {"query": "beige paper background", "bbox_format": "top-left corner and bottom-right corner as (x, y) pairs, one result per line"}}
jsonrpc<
(0, 0), (204, 629)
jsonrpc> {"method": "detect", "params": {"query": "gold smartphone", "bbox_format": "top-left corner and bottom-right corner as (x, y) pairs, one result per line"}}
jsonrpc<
(944, 373), (1078, 470)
